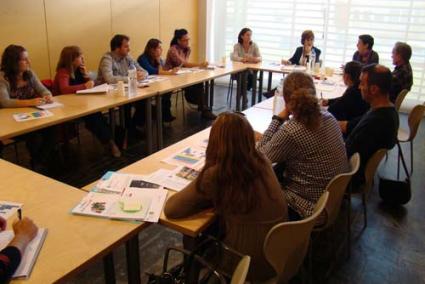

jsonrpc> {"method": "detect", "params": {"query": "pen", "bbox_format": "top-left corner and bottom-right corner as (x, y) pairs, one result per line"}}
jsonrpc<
(18, 208), (22, 220)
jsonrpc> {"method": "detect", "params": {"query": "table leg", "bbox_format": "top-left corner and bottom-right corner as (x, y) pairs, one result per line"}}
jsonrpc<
(125, 236), (141, 284)
(258, 71), (264, 103)
(103, 253), (116, 284)
(267, 71), (273, 91)
(144, 98), (153, 155)
(242, 71), (248, 110)
(209, 79), (215, 109)
(156, 95), (163, 150)
(251, 70), (258, 106)
(236, 72), (242, 111)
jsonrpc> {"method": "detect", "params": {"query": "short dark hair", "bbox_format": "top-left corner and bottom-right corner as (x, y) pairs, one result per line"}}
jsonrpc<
(359, 34), (374, 50)
(301, 30), (315, 45)
(238, 28), (252, 45)
(393, 42), (412, 62)
(170, 29), (188, 46)
(362, 63), (392, 94)
(344, 61), (362, 85)
(110, 34), (129, 51)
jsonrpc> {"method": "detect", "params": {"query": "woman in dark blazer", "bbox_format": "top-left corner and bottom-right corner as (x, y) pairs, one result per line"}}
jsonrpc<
(282, 30), (321, 65)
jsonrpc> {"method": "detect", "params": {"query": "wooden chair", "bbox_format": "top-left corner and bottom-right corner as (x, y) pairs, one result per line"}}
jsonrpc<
(230, 255), (251, 284)
(397, 104), (425, 177)
(262, 191), (329, 283)
(394, 89), (409, 112)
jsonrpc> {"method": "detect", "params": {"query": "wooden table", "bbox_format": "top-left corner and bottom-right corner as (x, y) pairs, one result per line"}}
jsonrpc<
(0, 159), (148, 283)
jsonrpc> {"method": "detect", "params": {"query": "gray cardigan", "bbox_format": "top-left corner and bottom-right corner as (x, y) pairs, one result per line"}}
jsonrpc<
(0, 70), (51, 108)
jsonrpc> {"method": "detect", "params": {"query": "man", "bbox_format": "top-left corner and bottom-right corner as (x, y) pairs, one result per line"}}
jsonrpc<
(340, 64), (399, 185)
(390, 42), (413, 103)
(352, 34), (379, 65)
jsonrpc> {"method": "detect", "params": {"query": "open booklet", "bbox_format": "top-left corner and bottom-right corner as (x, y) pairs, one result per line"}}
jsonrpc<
(0, 201), (22, 219)
(144, 166), (201, 192)
(0, 228), (47, 279)
(72, 172), (168, 223)
(162, 146), (206, 168)
(13, 110), (53, 122)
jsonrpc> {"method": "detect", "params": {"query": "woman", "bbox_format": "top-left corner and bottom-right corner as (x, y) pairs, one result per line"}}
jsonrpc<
(282, 30), (321, 66)
(0, 45), (59, 171)
(322, 61), (369, 120)
(0, 216), (38, 282)
(231, 27), (262, 91)
(165, 112), (287, 282)
(53, 46), (121, 157)
(257, 72), (347, 222)
(352, 34), (379, 65)
(164, 29), (216, 120)
(137, 39), (179, 122)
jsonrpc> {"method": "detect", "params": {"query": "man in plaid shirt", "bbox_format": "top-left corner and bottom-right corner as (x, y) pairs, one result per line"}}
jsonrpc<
(390, 42), (413, 103)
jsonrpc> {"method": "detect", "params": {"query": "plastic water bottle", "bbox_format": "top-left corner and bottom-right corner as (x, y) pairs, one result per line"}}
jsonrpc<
(128, 67), (137, 97)
(273, 78), (285, 115)
(310, 49), (316, 71)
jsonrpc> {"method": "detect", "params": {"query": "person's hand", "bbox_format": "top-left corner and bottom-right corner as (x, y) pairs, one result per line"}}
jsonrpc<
(200, 61), (209, 68)
(137, 70), (146, 80)
(9, 217), (38, 254)
(281, 59), (290, 65)
(321, 99), (329, 106)
(29, 97), (45, 106)
(339, 121), (348, 134)
(170, 67), (180, 75)
(80, 65), (89, 77)
(84, 80), (95, 89)
(254, 131), (263, 142)
(0, 216), (6, 231)
(43, 95), (53, 104)
(278, 108), (290, 120)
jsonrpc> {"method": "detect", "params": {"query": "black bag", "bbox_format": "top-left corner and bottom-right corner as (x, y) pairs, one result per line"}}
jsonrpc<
(379, 142), (412, 205)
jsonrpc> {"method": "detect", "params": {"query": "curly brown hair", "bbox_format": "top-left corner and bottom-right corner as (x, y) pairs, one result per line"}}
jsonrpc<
(288, 88), (321, 131)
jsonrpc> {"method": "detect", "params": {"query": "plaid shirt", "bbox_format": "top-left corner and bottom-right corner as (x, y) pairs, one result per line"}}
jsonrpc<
(164, 45), (191, 70)
(390, 62), (413, 102)
(257, 111), (348, 218)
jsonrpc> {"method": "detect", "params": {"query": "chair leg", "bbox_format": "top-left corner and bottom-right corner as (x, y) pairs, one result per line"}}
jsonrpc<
(362, 193), (367, 229)
(347, 192), (351, 259)
(410, 141), (413, 175)
(227, 78), (232, 102)
(397, 145), (401, 179)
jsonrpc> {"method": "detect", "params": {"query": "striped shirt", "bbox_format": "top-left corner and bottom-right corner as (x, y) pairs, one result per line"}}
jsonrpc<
(257, 111), (348, 218)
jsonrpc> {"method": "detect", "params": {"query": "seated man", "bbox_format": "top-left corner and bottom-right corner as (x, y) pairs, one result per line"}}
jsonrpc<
(352, 34), (379, 65)
(340, 64), (399, 186)
(390, 42), (413, 103)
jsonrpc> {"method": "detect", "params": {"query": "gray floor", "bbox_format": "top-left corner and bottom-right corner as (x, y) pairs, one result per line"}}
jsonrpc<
(1, 85), (424, 283)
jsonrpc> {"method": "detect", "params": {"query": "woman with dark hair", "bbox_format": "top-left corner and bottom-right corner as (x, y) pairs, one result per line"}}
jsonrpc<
(53, 46), (121, 157)
(0, 45), (59, 171)
(165, 112), (287, 282)
(138, 39), (179, 122)
(321, 61), (370, 120)
(282, 30), (321, 65)
(164, 29), (216, 120)
(352, 34), (379, 65)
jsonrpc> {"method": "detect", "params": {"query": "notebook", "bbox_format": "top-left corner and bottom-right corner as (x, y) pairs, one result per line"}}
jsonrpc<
(0, 228), (47, 279)
(76, 83), (109, 94)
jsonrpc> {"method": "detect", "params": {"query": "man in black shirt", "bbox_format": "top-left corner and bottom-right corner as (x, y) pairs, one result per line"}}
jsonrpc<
(390, 42), (413, 103)
(339, 64), (399, 185)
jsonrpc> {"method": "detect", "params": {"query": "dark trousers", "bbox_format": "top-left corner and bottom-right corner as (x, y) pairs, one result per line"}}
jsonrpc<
(23, 127), (59, 167)
(132, 94), (174, 126)
(84, 112), (112, 144)
(184, 83), (208, 111)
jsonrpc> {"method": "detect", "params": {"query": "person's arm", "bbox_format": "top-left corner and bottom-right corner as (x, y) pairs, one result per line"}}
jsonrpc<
(230, 44), (243, 62)
(370, 51), (379, 64)
(30, 71), (52, 103)
(132, 58), (148, 80)
(315, 48), (321, 63)
(137, 56), (158, 75)
(248, 43), (262, 63)
(288, 47), (301, 65)
(0, 81), (44, 108)
(164, 175), (213, 219)
(55, 70), (88, 94)
(344, 115), (363, 135)
(99, 55), (128, 84)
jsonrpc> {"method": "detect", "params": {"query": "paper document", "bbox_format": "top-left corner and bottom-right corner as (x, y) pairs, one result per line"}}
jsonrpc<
(13, 110), (53, 122)
(0, 201), (22, 219)
(162, 147), (206, 168)
(76, 83), (109, 94)
(36, 101), (63, 110)
(145, 166), (201, 192)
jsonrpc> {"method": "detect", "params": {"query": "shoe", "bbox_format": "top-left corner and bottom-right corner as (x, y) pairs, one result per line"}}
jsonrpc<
(110, 143), (121, 158)
(263, 88), (276, 99)
(201, 110), (217, 120)
(163, 114), (176, 123)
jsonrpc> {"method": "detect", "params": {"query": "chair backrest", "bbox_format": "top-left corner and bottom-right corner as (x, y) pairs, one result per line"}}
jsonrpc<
(319, 153), (360, 229)
(230, 255), (251, 284)
(406, 104), (425, 142)
(41, 79), (54, 93)
(394, 89), (409, 111)
(363, 149), (387, 194)
(263, 191), (329, 283)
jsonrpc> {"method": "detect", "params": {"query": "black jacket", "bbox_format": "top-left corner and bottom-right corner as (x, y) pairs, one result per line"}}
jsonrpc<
(328, 85), (370, 121)
(288, 46), (321, 65)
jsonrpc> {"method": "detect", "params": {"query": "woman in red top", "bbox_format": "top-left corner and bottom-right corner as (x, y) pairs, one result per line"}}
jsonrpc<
(53, 46), (121, 157)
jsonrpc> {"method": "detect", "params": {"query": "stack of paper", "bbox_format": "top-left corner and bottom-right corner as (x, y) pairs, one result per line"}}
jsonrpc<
(13, 110), (53, 122)
(76, 83), (109, 94)
(36, 101), (63, 110)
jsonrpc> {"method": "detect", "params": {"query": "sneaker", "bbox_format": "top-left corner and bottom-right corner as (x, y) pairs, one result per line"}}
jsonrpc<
(201, 110), (217, 120)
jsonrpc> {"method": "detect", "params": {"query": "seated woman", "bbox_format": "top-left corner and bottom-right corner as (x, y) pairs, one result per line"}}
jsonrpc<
(165, 112), (287, 282)
(53, 46), (121, 157)
(257, 72), (348, 222)
(282, 30), (321, 66)
(230, 28), (262, 91)
(137, 39), (179, 122)
(352, 34), (379, 65)
(0, 45), (59, 171)
(0, 216), (38, 283)
(321, 61), (369, 121)
(164, 29), (216, 120)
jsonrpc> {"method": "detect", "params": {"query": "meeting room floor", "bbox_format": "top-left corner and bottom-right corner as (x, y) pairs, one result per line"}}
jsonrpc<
(1, 85), (424, 283)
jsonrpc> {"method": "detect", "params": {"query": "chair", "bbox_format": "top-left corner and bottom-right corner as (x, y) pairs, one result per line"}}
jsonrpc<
(0, 139), (20, 162)
(262, 191), (329, 283)
(394, 89), (409, 112)
(352, 148), (387, 229)
(397, 104), (425, 177)
(230, 255), (251, 284)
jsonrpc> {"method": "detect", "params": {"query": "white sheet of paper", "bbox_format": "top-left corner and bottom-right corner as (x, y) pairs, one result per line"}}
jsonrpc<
(76, 83), (109, 94)
(36, 101), (64, 110)
(0, 201), (22, 219)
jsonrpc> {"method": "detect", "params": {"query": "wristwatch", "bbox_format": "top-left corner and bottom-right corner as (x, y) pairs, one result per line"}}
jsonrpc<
(272, 115), (285, 123)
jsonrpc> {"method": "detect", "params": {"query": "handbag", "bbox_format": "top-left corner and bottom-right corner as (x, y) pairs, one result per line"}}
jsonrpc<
(379, 142), (411, 205)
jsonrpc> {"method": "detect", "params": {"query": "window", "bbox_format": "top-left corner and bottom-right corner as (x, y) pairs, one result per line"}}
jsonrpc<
(207, 0), (425, 104)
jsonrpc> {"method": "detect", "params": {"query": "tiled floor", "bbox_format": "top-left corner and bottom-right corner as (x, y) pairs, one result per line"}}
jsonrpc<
(1, 85), (424, 283)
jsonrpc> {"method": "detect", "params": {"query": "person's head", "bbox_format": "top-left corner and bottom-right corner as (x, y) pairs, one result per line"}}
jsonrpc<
(392, 42), (412, 66)
(143, 39), (163, 66)
(283, 71), (315, 103)
(1, 44), (32, 90)
(238, 28), (252, 45)
(343, 61), (362, 86)
(170, 29), (189, 48)
(287, 88), (321, 131)
(301, 30), (315, 48)
(56, 46), (84, 75)
(357, 34), (374, 54)
(359, 64), (392, 103)
(196, 112), (269, 214)
(110, 34), (130, 56)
